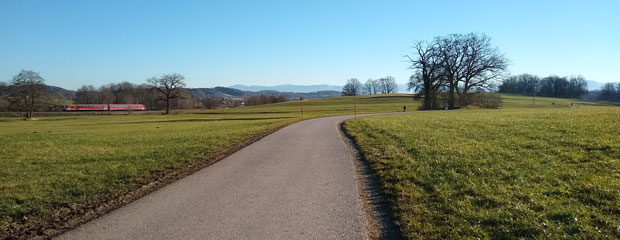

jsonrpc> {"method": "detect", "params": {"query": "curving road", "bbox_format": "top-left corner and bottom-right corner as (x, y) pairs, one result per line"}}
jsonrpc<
(57, 115), (368, 240)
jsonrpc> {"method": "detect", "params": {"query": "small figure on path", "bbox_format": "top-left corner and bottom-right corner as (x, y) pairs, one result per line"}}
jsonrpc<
(444, 102), (449, 110)
(403, 105), (407, 112)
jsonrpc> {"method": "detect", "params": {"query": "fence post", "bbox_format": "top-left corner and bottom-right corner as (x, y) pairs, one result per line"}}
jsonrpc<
(300, 95), (304, 118)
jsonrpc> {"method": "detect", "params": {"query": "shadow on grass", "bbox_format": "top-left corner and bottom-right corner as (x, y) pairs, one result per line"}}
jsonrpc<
(339, 121), (405, 240)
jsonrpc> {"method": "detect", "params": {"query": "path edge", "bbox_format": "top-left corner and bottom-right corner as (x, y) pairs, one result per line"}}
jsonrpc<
(337, 118), (404, 240)
(3, 124), (290, 240)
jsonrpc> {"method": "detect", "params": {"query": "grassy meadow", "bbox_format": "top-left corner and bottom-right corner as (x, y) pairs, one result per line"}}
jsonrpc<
(0, 94), (417, 235)
(344, 101), (620, 239)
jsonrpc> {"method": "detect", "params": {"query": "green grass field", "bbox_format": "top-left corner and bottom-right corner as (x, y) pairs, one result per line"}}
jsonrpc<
(344, 101), (620, 239)
(0, 94), (417, 236)
(2, 93), (617, 238)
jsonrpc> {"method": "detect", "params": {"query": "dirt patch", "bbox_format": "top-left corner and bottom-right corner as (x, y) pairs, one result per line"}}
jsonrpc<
(0, 125), (289, 240)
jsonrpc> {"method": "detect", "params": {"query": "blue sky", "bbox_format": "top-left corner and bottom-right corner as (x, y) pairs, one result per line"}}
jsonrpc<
(1, 0), (618, 90)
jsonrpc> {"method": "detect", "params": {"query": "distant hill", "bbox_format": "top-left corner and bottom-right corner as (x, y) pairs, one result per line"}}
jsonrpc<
(186, 87), (341, 100)
(229, 84), (342, 93)
(46, 86), (75, 99)
(186, 87), (245, 99)
(586, 80), (619, 91)
(36, 84), (397, 102)
(245, 90), (341, 100)
(231, 83), (413, 94)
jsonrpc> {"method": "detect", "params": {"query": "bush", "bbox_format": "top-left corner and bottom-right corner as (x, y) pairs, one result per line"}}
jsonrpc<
(243, 95), (287, 106)
(467, 93), (502, 109)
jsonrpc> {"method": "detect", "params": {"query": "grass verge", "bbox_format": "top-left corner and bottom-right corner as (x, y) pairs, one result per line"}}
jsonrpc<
(343, 106), (620, 239)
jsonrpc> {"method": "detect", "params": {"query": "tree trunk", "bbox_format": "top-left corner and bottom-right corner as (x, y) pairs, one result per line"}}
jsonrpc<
(165, 97), (170, 114)
(26, 95), (34, 119)
(461, 82), (470, 106)
(460, 86), (470, 106)
(423, 77), (433, 110)
(448, 81), (456, 108)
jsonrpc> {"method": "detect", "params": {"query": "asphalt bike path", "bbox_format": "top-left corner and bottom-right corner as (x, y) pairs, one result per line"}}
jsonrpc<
(58, 114), (377, 239)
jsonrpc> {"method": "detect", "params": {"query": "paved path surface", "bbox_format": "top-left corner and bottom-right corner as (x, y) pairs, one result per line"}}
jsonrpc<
(58, 115), (366, 240)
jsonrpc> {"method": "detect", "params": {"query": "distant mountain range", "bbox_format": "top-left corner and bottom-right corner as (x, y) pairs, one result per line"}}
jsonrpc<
(186, 87), (341, 100)
(586, 80), (618, 91)
(229, 84), (343, 93)
(32, 80), (619, 102)
(33, 85), (341, 101)
(230, 84), (413, 93)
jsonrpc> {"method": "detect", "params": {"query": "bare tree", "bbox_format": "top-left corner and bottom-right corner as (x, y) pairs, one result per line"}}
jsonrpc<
(407, 40), (444, 109)
(0, 81), (7, 93)
(377, 76), (398, 94)
(75, 85), (99, 104)
(8, 70), (48, 119)
(147, 73), (186, 114)
(459, 33), (509, 105)
(363, 79), (379, 95)
(412, 33), (508, 107)
(568, 75), (588, 98)
(342, 78), (362, 96)
(520, 74), (540, 96)
(202, 96), (221, 109)
(598, 82), (619, 102)
(436, 34), (466, 107)
(99, 85), (116, 104)
(0, 81), (9, 112)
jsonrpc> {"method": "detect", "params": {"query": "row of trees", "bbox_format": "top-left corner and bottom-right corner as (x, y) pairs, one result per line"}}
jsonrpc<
(74, 81), (195, 114)
(342, 77), (398, 96)
(243, 95), (288, 106)
(1, 70), (193, 118)
(598, 82), (620, 102)
(407, 33), (509, 109)
(73, 73), (192, 114)
(499, 74), (588, 98)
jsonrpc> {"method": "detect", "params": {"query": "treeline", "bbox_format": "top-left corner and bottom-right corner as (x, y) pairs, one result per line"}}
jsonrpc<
(499, 74), (588, 98)
(407, 33), (508, 109)
(243, 95), (288, 106)
(1, 70), (196, 118)
(598, 82), (620, 102)
(201, 94), (288, 110)
(342, 76), (398, 96)
(73, 82), (196, 111)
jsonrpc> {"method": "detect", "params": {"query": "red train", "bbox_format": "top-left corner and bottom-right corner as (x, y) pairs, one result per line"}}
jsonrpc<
(63, 104), (147, 111)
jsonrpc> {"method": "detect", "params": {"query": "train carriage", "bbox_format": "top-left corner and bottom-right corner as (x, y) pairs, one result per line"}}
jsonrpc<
(63, 104), (146, 111)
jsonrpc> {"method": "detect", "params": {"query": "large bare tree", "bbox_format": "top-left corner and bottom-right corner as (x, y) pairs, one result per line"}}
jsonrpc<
(459, 33), (508, 105)
(436, 34), (466, 107)
(409, 33), (508, 108)
(377, 76), (398, 94)
(363, 79), (379, 95)
(147, 73), (186, 114)
(75, 85), (99, 104)
(341, 78), (362, 96)
(407, 40), (444, 109)
(9, 70), (48, 119)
